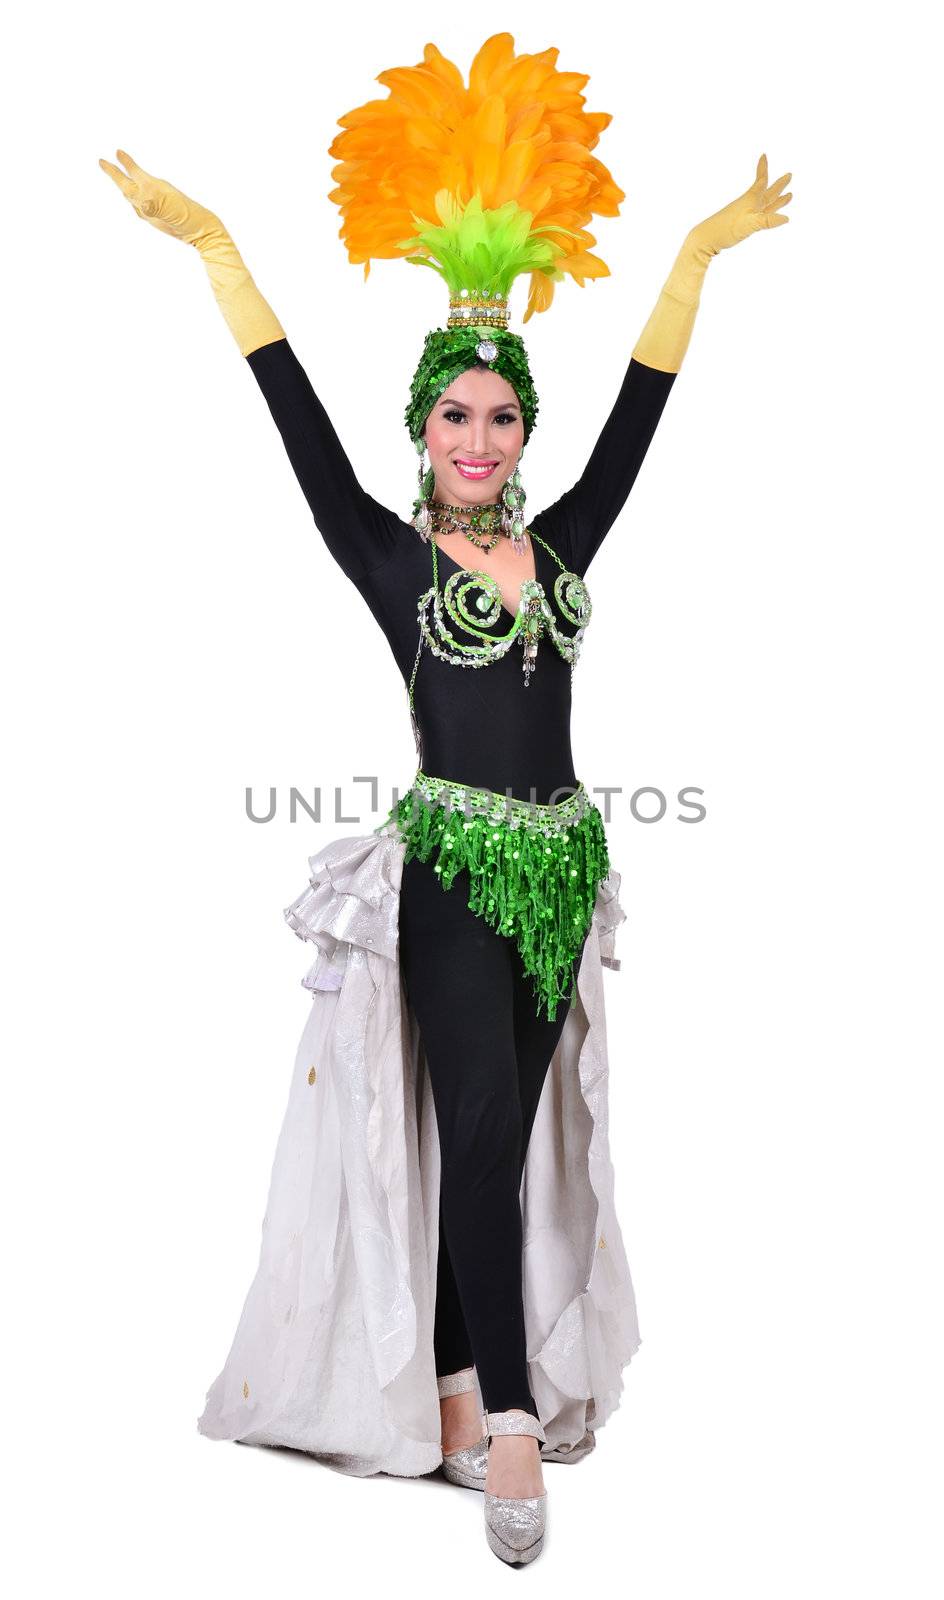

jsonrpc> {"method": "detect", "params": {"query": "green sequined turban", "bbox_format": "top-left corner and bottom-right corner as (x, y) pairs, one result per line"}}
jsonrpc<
(405, 325), (539, 447)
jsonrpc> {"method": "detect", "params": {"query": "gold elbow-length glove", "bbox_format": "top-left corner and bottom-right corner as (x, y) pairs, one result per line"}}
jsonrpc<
(98, 148), (285, 358)
(632, 153), (793, 374)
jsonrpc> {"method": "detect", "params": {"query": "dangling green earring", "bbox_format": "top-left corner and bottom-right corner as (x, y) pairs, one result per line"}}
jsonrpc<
(412, 437), (435, 539)
(501, 458), (528, 554)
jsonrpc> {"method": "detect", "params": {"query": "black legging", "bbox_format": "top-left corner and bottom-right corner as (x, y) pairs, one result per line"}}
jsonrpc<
(398, 852), (587, 1416)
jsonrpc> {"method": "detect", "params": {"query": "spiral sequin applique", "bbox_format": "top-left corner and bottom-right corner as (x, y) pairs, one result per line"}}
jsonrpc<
(405, 527), (593, 761)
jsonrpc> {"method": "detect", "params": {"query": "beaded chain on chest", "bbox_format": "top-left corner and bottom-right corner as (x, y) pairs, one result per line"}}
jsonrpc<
(406, 526), (593, 753)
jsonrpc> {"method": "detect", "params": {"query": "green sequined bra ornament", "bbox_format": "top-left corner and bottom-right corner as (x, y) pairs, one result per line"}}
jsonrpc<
(408, 523), (593, 706)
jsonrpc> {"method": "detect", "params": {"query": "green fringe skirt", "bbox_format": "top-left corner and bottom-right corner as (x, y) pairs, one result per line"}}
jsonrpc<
(377, 768), (611, 1022)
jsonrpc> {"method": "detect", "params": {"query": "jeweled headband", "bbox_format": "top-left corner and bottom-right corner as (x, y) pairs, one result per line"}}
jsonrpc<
(326, 31), (626, 443)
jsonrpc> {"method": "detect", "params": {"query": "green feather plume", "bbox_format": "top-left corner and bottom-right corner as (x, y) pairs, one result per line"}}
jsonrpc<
(396, 191), (577, 299)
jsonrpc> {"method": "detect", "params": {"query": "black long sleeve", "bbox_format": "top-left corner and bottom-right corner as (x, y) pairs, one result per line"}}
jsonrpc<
(245, 337), (402, 584)
(530, 357), (678, 576)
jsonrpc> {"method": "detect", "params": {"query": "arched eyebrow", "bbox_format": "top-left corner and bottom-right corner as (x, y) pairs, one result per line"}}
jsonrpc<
(437, 396), (521, 411)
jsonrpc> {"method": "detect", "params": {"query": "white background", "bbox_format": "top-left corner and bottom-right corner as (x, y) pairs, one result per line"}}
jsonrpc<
(3, 1), (941, 1594)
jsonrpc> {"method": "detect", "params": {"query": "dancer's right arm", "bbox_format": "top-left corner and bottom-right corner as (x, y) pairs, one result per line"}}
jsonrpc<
(241, 336), (403, 585)
(99, 150), (400, 585)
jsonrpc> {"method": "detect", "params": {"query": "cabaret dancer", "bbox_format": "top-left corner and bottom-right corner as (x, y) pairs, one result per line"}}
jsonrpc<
(100, 32), (791, 1567)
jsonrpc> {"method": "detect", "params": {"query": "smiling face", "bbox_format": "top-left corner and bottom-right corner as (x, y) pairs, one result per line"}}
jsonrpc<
(422, 365), (525, 506)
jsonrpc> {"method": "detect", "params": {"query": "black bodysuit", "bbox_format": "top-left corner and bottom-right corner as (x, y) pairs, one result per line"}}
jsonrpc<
(246, 337), (677, 805)
(246, 334), (678, 1415)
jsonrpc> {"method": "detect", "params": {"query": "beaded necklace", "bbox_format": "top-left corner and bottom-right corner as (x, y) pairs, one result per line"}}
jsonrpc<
(425, 499), (506, 549)
(406, 526), (593, 758)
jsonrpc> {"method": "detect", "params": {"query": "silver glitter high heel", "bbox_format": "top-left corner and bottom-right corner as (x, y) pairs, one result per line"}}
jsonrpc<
(482, 1409), (548, 1566)
(437, 1367), (488, 1490)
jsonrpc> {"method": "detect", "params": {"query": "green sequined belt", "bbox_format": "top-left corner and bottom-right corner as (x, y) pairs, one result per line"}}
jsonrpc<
(377, 768), (610, 1022)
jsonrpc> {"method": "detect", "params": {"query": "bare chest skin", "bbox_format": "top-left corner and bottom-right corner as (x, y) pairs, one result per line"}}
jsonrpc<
(431, 529), (537, 623)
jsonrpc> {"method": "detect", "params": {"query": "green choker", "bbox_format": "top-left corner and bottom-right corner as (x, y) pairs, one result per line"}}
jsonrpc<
(378, 769), (610, 1022)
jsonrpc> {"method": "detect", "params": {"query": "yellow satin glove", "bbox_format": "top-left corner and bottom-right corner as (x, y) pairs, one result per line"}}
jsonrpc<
(98, 148), (286, 357)
(632, 153), (792, 374)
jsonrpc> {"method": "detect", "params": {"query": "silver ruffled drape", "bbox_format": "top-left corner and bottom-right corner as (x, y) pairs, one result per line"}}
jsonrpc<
(196, 821), (641, 1477)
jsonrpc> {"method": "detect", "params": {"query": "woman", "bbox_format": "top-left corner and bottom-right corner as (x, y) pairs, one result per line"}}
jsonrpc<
(100, 33), (790, 1567)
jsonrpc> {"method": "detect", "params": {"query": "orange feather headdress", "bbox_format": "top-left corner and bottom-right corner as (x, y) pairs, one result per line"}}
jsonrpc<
(327, 31), (626, 475)
(328, 30), (625, 326)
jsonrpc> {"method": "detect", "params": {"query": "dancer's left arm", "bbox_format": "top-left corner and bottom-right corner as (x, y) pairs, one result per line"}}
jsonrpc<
(535, 155), (792, 574)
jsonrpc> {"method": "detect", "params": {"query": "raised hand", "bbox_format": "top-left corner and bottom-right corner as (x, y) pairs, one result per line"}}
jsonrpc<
(689, 153), (792, 257)
(97, 147), (285, 355)
(98, 148), (221, 247)
(632, 153), (794, 373)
